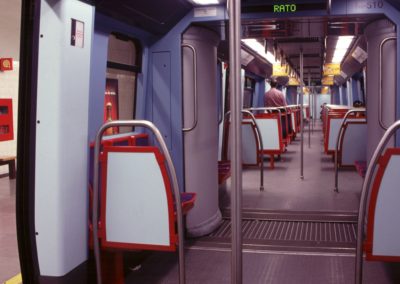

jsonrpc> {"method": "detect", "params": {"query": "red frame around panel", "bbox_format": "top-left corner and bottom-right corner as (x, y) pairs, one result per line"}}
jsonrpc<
(241, 120), (261, 167)
(338, 121), (367, 168)
(254, 113), (286, 154)
(89, 133), (149, 148)
(0, 98), (14, 141)
(364, 148), (400, 262)
(99, 145), (177, 252)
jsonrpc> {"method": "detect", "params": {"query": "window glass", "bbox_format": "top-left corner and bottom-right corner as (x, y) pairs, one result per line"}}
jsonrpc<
(104, 33), (141, 134)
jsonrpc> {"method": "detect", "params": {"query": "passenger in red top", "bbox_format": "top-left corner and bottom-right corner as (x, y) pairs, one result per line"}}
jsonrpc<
(264, 77), (287, 107)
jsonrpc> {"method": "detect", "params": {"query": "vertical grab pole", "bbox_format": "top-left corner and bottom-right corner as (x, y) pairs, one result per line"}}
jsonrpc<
(93, 129), (103, 284)
(313, 88), (316, 132)
(300, 49), (304, 179)
(228, 0), (243, 283)
(308, 73), (311, 148)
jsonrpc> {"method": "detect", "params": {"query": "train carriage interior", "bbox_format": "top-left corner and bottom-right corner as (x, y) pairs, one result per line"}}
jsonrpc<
(3, 0), (400, 283)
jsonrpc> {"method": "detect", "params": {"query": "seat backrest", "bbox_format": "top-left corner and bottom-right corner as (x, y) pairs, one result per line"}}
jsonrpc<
(340, 121), (367, 166)
(254, 113), (284, 152)
(365, 148), (400, 261)
(99, 145), (177, 252)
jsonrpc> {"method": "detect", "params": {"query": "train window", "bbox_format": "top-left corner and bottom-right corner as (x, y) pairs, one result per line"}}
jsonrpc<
(105, 33), (141, 134)
(243, 76), (255, 108)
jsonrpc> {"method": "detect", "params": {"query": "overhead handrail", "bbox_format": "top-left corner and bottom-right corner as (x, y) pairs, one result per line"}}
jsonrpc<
(93, 120), (185, 284)
(182, 44), (198, 132)
(224, 110), (264, 191)
(378, 37), (396, 130)
(355, 119), (400, 284)
(334, 108), (366, 192)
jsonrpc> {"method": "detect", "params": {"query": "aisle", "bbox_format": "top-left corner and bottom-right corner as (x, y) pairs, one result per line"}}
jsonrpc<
(221, 121), (363, 212)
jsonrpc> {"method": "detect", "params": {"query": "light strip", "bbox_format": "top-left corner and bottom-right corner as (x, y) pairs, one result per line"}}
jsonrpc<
(332, 36), (354, 63)
(241, 39), (278, 64)
(191, 0), (219, 4)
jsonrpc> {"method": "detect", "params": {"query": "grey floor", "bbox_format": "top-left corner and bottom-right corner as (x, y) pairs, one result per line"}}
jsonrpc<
(0, 177), (19, 283)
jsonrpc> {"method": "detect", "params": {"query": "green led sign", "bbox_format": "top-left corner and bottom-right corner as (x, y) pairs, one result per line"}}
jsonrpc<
(273, 4), (297, 12)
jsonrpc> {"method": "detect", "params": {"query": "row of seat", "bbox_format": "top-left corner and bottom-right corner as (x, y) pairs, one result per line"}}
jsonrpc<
(321, 104), (367, 172)
(221, 105), (303, 174)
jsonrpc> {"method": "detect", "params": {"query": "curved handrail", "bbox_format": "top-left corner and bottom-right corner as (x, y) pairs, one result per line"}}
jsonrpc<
(182, 44), (198, 132)
(246, 107), (283, 123)
(93, 120), (185, 284)
(378, 37), (396, 130)
(334, 108), (366, 192)
(224, 110), (264, 191)
(355, 120), (400, 284)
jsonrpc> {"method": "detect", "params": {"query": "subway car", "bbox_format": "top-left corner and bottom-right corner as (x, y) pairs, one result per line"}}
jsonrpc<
(16, 0), (400, 283)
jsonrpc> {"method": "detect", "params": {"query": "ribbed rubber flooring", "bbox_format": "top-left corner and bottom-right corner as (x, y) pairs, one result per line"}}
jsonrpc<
(189, 210), (358, 255)
(210, 218), (357, 243)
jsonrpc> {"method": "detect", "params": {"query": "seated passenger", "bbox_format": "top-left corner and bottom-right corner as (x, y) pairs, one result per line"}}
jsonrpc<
(264, 77), (287, 107)
(264, 77), (288, 145)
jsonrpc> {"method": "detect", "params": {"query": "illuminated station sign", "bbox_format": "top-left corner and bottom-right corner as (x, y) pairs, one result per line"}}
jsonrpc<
(273, 4), (297, 12)
(242, 2), (326, 13)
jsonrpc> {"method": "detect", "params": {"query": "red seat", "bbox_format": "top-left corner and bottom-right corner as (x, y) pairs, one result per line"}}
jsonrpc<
(354, 161), (367, 178)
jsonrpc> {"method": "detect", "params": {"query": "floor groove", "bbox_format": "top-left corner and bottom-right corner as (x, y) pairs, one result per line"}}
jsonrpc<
(189, 211), (357, 255)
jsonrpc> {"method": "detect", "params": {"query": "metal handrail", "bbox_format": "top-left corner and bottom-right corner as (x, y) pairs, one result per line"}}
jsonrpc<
(182, 44), (198, 132)
(92, 120), (185, 284)
(355, 120), (400, 284)
(334, 108), (366, 192)
(378, 37), (396, 130)
(246, 106), (280, 113)
(224, 110), (264, 191)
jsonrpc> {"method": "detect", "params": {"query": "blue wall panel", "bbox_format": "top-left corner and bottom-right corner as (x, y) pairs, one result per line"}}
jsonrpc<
(152, 52), (172, 150)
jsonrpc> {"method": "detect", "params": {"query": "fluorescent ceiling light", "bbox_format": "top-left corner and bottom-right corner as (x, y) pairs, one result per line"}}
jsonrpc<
(191, 0), (219, 4)
(241, 39), (278, 64)
(332, 36), (354, 63)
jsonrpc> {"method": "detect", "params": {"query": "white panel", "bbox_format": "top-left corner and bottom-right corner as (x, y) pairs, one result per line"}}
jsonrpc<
(241, 122), (257, 165)
(328, 119), (341, 151)
(256, 118), (280, 150)
(35, 0), (94, 276)
(106, 152), (170, 246)
(328, 118), (364, 151)
(341, 123), (367, 165)
(373, 155), (400, 257)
